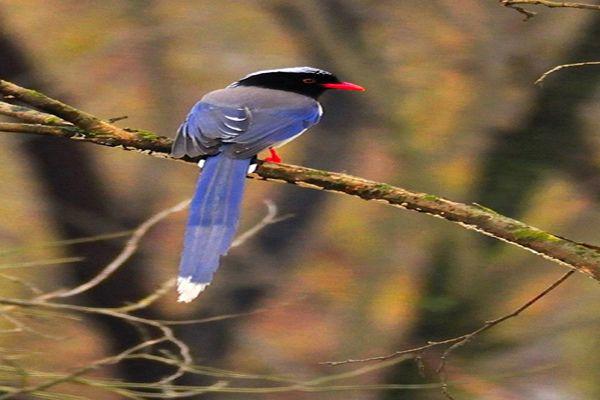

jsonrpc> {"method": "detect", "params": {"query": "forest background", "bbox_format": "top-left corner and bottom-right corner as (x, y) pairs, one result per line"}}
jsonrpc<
(0, 1), (599, 399)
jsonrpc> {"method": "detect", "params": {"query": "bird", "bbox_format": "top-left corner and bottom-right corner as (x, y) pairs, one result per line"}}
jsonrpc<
(171, 66), (364, 302)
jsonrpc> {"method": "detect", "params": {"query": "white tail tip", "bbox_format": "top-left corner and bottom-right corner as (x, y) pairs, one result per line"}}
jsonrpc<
(177, 276), (209, 303)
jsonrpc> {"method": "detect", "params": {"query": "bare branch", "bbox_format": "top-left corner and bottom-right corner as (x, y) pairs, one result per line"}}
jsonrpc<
(0, 312), (62, 340)
(0, 121), (77, 136)
(0, 230), (134, 257)
(231, 200), (293, 247)
(502, 0), (600, 12)
(0, 79), (135, 139)
(322, 270), (574, 382)
(501, 0), (600, 19)
(0, 257), (83, 270)
(2, 79), (600, 283)
(0, 198), (300, 395)
(501, 1), (538, 19)
(535, 61), (600, 84)
(0, 336), (168, 399)
(0, 295), (193, 390)
(0, 101), (69, 125)
(37, 200), (190, 301)
(107, 115), (128, 123)
(0, 273), (43, 295)
(0, 121), (173, 156)
(158, 299), (302, 326)
(435, 270), (575, 399)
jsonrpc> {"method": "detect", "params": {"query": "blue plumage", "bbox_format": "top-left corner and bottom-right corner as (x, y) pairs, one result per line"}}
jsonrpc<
(171, 67), (363, 302)
(173, 87), (322, 302)
(179, 155), (250, 280)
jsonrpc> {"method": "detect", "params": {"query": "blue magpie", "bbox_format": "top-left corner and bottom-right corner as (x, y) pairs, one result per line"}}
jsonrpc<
(171, 67), (364, 302)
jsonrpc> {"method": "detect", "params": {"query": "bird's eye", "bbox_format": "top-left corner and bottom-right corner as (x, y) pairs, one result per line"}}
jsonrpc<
(303, 78), (316, 84)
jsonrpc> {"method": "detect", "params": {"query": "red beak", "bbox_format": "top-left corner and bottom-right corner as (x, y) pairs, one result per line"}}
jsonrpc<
(321, 81), (365, 91)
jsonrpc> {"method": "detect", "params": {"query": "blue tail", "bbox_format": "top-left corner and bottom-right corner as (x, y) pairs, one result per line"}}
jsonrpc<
(177, 153), (250, 302)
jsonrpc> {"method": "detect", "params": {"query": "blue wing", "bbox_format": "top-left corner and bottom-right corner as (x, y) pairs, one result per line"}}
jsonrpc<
(172, 100), (321, 159)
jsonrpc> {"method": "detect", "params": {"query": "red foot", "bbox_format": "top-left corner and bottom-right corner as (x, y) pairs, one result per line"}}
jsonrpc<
(264, 148), (282, 163)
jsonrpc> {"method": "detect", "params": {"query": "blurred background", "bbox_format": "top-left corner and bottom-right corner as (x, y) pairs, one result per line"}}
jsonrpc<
(0, 1), (599, 399)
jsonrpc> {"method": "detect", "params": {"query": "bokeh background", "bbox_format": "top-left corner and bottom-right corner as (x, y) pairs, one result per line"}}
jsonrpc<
(0, 1), (599, 399)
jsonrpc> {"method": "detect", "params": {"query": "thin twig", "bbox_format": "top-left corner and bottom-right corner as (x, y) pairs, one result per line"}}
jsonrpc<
(0, 274), (43, 295)
(501, 1), (538, 19)
(0, 351), (558, 397)
(107, 115), (129, 123)
(0, 337), (167, 400)
(231, 200), (293, 247)
(0, 101), (70, 125)
(501, 0), (600, 19)
(320, 337), (462, 366)
(37, 199), (191, 301)
(0, 121), (175, 155)
(116, 200), (290, 313)
(502, 0), (600, 12)
(534, 61), (600, 85)
(0, 296), (192, 389)
(0, 230), (133, 257)
(115, 278), (177, 313)
(0, 79), (135, 139)
(435, 270), (575, 399)
(322, 270), (575, 368)
(0, 296), (439, 397)
(0, 257), (83, 270)
(158, 298), (302, 326)
(0, 312), (62, 340)
(0, 199), (295, 396)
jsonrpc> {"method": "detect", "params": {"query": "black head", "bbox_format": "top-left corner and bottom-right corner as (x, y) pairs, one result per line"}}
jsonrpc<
(230, 67), (364, 99)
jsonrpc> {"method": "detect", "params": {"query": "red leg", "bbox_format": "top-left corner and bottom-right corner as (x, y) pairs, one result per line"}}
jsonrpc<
(264, 147), (282, 163)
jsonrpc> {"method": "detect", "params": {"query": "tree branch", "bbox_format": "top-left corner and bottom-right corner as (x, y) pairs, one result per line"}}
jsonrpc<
(1, 80), (600, 282)
(534, 61), (600, 85)
(320, 269), (575, 398)
(502, 0), (600, 11)
(36, 199), (191, 301)
(435, 269), (575, 399)
(0, 79), (136, 139)
(500, 0), (600, 19)
(0, 101), (70, 125)
(501, 1), (539, 19)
